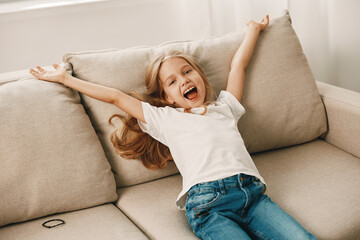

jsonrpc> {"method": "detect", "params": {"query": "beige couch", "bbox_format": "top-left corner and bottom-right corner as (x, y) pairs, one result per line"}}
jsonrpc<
(1, 11), (359, 240)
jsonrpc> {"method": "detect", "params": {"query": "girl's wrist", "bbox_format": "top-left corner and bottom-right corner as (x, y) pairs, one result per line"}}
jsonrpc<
(247, 24), (261, 32)
(60, 73), (69, 85)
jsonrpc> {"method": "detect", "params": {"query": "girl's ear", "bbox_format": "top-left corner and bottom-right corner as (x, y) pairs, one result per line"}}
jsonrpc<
(164, 93), (175, 104)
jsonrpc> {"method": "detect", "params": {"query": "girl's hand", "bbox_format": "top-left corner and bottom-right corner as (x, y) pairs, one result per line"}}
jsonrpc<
(246, 14), (269, 31)
(29, 64), (68, 84)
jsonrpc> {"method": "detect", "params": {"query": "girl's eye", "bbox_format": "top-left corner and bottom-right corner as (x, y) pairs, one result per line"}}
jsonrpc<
(184, 69), (191, 75)
(169, 80), (175, 86)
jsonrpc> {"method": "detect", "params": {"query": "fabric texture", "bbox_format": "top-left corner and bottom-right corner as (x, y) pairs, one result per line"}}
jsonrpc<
(116, 140), (360, 240)
(0, 71), (118, 227)
(0, 204), (147, 240)
(185, 174), (316, 240)
(62, 10), (326, 187)
(316, 81), (360, 158)
(138, 90), (265, 209)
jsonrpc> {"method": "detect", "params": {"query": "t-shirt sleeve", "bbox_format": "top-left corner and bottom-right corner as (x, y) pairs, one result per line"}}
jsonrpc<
(137, 101), (168, 146)
(218, 90), (246, 121)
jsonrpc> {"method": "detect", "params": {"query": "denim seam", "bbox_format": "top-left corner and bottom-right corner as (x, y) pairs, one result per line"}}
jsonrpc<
(239, 186), (249, 218)
(195, 192), (222, 210)
(251, 228), (271, 240)
(241, 189), (248, 217)
(187, 189), (215, 198)
(200, 225), (213, 240)
(192, 189), (217, 192)
(189, 185), (238, 194)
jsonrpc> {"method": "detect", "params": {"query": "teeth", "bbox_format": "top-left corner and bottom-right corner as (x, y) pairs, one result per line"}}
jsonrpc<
(184, 86), (195, 95)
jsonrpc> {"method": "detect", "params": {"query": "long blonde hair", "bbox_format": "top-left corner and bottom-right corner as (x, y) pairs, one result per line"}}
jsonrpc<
(109, 51), (215, 170)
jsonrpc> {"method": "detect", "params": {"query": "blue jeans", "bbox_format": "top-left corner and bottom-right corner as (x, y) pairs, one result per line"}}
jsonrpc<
(185, 173), (316, 240)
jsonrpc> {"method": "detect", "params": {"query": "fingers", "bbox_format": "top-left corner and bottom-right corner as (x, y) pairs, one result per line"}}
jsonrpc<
(260, 14), (269, 29)
(36, 66), (46, 73)
(264, 14), (269, 24)
(29, 64), (58, 77)
(29, 65), (47, 79)
(246, 14), (269, 29)
(261, 15), (268, 22)
(261, 16), (265, 23)
(29, 68), (41, 78)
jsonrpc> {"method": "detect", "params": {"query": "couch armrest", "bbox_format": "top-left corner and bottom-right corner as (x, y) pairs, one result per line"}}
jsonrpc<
(316, 81), (360, 158)
(0, 63), (70, 85)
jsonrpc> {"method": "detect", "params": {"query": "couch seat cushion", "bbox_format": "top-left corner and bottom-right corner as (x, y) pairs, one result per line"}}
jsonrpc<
(0, 204), (147, 240)
(117, 174), (196, 240)
(116, 139), (360, 240)
(0, 69), (117, 226)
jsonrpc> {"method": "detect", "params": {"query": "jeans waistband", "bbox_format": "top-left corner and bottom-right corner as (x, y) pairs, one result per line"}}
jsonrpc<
(188, 173), (258, 196)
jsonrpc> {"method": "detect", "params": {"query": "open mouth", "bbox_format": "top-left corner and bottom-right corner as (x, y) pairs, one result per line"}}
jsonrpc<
(183, 86), (199, 101)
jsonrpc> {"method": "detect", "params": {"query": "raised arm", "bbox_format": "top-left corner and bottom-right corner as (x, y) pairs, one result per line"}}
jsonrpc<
(29, 64), (146, 123)
(226, 14), (269, 102)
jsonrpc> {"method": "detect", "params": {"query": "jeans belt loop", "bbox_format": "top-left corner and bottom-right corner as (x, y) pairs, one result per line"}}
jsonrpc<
(238, 173), (244, 188)
(218, 179), (226, 195)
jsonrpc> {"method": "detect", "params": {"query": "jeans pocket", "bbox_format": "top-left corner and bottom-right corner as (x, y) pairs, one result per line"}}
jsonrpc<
(187, 191), (221, 211)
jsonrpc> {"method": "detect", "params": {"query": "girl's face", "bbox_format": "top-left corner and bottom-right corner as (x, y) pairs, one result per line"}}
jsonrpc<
(159, 57), (206, 109)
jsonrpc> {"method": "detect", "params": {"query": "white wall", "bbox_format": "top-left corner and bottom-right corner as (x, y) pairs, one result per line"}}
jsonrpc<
(288, 0), (360, 92)
(1, 0), (359, 92)
(326, 0), (360, 92)
(0, 0), (213, 72)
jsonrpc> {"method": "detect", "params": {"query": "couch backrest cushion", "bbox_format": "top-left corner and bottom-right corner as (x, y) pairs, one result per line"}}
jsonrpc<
(63, 10), (327, 188)
(0, 69), (118, 227)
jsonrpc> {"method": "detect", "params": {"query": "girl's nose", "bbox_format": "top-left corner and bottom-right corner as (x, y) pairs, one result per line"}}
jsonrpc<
(181, 78), (190, 86)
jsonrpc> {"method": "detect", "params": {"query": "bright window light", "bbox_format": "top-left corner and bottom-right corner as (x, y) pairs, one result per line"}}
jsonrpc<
(0, 0), (106, 13)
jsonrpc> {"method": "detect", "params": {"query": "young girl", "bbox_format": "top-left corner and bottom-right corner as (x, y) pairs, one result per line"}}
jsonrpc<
(30, 15), (316, 240)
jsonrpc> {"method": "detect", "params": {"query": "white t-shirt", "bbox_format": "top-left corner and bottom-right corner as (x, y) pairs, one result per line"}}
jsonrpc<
(138, 90), (265, 210)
